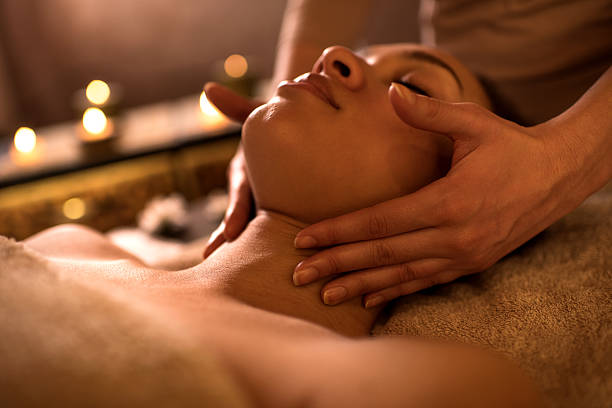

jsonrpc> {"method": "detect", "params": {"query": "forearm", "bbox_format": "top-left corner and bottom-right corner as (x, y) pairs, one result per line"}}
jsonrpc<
(550, 66), (612, 200)
(272, 0), (372, 86)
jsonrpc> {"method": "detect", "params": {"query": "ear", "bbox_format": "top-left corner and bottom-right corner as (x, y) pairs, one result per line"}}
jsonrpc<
(204, 82), (264, 123)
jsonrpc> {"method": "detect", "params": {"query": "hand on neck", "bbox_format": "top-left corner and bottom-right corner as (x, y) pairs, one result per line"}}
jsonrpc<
(198, 210), (380, 337)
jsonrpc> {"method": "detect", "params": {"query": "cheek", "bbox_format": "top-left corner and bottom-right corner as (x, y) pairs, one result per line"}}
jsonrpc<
(382, 121), (453, 191)
(241, 96), (452, 223)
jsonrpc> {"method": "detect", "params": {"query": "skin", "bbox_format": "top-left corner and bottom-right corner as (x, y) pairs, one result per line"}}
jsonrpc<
(241, 44), (488, 225)
(5, 45), (542, 407)
(205, 0), (612, 307)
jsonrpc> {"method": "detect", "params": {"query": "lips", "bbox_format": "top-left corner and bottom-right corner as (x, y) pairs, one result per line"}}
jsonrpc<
(283, 73), (340, 109)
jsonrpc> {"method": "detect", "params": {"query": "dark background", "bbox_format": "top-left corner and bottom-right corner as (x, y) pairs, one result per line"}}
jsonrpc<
(0, 0), (419, 136)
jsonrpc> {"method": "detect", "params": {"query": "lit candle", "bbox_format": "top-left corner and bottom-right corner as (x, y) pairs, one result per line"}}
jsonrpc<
(224, 54), (248, 79)
(10, 126), (42, 165)
(199, 90), (228, 129)
(80, 107), (114, 141)
(14, 127), (37, 154)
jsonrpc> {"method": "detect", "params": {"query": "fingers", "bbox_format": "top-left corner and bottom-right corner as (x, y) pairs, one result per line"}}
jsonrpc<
(203, 223), (227, 259)
(362, 269), (465, 308)
(388, 82), (499, 140)
(204, 82), (264, 123)
(204, 146), (253, 259)
(318, 258), (454, 306)
(223, 181), (253, 240)
(293, 229), (444, 286)
(224, 149), (253, 240)
(294, 180), (446, 248)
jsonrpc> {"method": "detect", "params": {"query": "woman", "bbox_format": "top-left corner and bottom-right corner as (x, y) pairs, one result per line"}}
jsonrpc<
(208, 0), (612, 308)
(3, 44), (541, 407)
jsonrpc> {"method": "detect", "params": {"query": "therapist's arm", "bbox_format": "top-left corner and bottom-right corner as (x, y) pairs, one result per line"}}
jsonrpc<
(292, 66), (612, 307)
(272, 0), (373, 86)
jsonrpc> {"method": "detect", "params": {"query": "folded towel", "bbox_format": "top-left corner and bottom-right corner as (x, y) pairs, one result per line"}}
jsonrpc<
(374, 184), (612, 408)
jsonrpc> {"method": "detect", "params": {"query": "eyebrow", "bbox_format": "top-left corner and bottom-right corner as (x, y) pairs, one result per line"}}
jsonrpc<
(399, 50), (464, 92)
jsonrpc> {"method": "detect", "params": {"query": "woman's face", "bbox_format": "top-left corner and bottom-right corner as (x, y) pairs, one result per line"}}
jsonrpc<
(243, 44), (489, 223)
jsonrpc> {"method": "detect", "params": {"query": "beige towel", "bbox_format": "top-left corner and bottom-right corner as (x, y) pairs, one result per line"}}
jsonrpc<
(375, 185), (612, 408)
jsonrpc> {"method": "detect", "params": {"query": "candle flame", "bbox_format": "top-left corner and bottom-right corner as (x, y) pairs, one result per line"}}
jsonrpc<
(83, 107), (108, 135)
(86, 80), (111, 105)
(199, 91), (223, 117)
(224, 54), (248, 78)
(14, 127), (37, 153)
(199, 91), (228, 129)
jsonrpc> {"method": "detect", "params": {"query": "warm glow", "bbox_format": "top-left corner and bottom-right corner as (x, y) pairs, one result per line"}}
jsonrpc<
(199, 91), (223, 117)
(199, 91), (228, 129)
(86, 80), (111, 105)
(14, 127), (37, 153)
(83, 107), (108, 135)
(224, 54), (248, 78)
(62, 197), (86, 220)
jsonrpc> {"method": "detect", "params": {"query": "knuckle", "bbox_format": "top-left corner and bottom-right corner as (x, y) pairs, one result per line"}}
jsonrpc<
(324, 223), (340, 245)
(370, 240), (396, 265)
(437, 192), (468, 224)
(449, 230), (475, 256)
(461, 101), (483, 115)
(367, 212), (391, 237)
(397, 263), (418, 283)
(468, 251), (491, 271)
(324, 253), (342, 274)
(351, 275), (370, 295)
(423, 97), (443, 120)
(430, 273), (448, 286)
(449, 230), (490, 270)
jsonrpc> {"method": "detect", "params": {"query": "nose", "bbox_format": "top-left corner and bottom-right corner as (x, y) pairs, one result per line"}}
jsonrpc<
(313, 46), (365, 91)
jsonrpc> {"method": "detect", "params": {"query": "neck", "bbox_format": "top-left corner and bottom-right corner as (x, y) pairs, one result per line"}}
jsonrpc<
(193, 211), (379, 337)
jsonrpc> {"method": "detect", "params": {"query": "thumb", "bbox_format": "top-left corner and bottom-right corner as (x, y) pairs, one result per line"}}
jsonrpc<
(204, 82), (264, 123)
(389, 83), (496, 141)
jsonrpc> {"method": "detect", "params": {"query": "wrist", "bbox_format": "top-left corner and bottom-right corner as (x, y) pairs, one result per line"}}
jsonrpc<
(539, 114), (611, 207)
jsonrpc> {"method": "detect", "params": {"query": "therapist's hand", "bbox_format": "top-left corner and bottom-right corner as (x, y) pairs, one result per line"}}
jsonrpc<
(292, 83), (589, 308)
(202, 83), (263, 259)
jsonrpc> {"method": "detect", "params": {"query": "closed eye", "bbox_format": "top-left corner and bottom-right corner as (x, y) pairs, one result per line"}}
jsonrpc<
(396, 80), (430, 97)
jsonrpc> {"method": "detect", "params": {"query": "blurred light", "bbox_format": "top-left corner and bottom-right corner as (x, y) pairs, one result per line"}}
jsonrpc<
(199, 91), (228, 129)
(14, 127), (37, 153)
(82, 107), (108, 135)
(86, 80), (111, 105)
(199, 91), (223, 117)
(224, 54), (248, 78)
(63, 197), (86, 220)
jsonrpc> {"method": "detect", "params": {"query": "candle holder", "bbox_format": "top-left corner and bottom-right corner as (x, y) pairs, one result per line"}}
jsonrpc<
(72, 81), (124, 116)
(73, 80), (124, 159)
(76, 108), (119, 159)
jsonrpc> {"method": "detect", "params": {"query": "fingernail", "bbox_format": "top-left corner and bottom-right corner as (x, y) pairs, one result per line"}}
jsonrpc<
(323, 286), (347, 305)
(391, 82), (414, 103)
(364, 296), (383, 309)
(294, 235), (317, 248)
(293, 267), (318, 286)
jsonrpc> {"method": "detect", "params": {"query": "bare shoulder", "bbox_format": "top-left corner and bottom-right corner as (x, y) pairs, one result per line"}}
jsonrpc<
(24, 223), (144, 263)
(300, 337), (544, 408)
